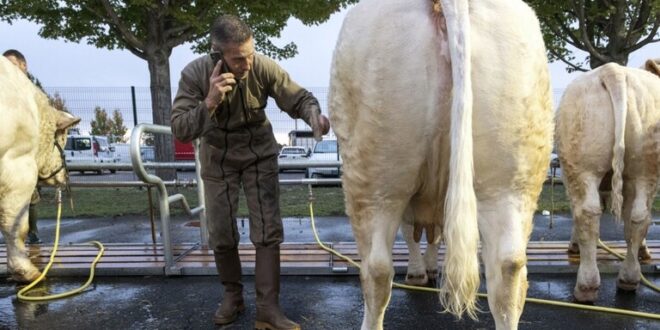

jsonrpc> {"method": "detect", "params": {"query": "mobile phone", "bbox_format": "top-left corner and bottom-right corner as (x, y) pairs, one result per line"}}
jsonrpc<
(210, 51), (222, 66)
(210, 51), (228, 73)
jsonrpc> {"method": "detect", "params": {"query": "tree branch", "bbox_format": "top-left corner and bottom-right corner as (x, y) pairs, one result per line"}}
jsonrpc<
(549, 15), (586, 50)
(625, 18), (660, 52)
(97, 0), (145, 51)
(574, 0), (609, 64)
(548, 47), (589, 72)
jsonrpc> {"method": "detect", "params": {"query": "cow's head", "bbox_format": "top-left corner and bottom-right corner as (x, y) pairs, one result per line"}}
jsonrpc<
(38, 107), (80, 186)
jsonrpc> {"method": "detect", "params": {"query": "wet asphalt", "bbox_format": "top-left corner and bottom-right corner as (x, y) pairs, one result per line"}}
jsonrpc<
(1, 213), (659, 329)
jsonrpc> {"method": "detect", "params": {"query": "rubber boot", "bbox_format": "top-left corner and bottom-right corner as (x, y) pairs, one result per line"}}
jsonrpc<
(254, 245), (300, 330)
(27, 204), (41, 244)
(212, 249), (245, 325)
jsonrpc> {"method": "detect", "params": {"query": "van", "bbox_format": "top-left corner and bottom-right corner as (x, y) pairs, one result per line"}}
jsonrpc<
(278, 146), (310, 173)
(306, 139), (341, 178)
(64, 135), (119, 174)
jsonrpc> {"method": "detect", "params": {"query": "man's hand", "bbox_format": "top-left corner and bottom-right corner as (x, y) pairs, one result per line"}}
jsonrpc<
(310, 110), (331, 141)
(205, 60), (236, 113)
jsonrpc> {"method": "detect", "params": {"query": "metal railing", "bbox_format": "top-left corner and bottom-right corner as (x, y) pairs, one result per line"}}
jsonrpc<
(129, 124), (206, 275)
(127, 124), (344, 275)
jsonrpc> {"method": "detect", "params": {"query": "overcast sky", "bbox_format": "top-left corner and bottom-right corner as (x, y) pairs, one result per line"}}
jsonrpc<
(2, 6), (658, 92)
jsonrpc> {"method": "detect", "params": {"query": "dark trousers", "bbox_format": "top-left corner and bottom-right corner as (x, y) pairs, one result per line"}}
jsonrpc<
(204, 153), (283, 253)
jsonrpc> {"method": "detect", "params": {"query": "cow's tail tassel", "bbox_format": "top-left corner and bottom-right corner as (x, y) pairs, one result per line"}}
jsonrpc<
(438, 0), (480, 321)
(601, 64), (627, 223)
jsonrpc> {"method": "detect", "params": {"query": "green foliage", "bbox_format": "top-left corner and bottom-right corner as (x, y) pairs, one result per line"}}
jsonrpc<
(90, 106), (126, 142)
(110, 109), (128, 142)
(0, 0), (358, 60)
(49, 92), (68, 112)
(90, 107), (111, 137)
(525, 0), (660, 71)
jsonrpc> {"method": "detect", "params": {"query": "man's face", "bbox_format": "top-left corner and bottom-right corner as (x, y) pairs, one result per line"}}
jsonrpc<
(213, 37), (255, 80)
(4, 55), (27, 74)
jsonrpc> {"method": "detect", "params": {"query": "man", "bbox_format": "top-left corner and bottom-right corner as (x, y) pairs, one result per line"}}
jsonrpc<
(171, 15), (329, 330)
(3, 49), (42, 244)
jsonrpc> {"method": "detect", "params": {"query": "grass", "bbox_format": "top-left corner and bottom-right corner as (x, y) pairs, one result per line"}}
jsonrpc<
(35, 183), (658, 219)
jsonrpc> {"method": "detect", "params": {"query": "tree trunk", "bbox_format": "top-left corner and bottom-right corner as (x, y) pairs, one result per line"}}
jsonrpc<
(589, 51), (629, 69)
(147, 50), (176, 180)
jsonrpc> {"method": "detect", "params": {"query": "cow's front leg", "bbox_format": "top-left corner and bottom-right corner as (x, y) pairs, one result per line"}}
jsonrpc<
(423, 238), (440, 286)
(1, 201), (41, 283)
(617, 180), (652, 291)
(400, 210), (428, 286)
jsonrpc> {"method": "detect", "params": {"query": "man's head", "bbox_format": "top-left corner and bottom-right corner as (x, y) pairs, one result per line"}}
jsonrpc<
(210, 15), (255, 80)
(3, 49), (27, 74)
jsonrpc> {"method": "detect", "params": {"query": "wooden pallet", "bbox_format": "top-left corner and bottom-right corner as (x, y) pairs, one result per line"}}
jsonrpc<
(0, 241), (658, 277)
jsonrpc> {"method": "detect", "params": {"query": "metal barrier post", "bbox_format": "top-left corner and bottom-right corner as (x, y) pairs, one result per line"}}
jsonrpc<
(130, 123), (205, 275)
(193, 139), (209, 247)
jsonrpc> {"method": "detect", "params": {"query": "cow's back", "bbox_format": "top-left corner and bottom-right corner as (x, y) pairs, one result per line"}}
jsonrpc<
(557, 64), (660, 183)
(330, 0), (552, 206)
(330, 0), (452, 200)
(469, 1), (552, 200)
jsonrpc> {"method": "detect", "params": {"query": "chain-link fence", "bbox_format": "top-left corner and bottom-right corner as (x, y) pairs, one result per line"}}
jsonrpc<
(45, 85), (564, 141)
(44, 85), (565, 181)
(44, 86), (333, 144)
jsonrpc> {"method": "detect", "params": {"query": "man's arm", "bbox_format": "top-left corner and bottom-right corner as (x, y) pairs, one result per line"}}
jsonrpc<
(171, 66), (212, 143)
(265, 58), (329, 140)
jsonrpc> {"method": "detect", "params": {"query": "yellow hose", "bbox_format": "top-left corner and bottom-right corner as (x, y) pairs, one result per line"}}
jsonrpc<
(17, 189), (105, 301)
(307, 200), (660, 320)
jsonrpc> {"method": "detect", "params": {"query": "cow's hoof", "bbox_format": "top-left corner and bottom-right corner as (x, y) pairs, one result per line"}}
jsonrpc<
(573, 285), (598, 303)
(638, 247), (652, 261)
(616, 278), (639, 292)
(567, 242), (580, 254)
(11, 267), (41, 284)
(404, 273), (428, 286)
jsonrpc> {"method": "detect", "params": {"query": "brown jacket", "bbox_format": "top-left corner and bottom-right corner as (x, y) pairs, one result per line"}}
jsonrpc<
(171, 54), (320, 179)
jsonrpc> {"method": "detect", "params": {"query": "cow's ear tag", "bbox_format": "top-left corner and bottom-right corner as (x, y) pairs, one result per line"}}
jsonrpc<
(56, 111), (81, 130)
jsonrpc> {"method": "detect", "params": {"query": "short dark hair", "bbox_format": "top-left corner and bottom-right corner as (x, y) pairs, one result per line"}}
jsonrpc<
(210, 15), (253, 48)
(3, 49), (26, 62)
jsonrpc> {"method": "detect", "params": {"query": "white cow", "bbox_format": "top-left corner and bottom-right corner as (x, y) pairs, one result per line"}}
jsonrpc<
(556, 60), (660, 302)
(0, 56), (80, 282)
(329, 0), (553, 329)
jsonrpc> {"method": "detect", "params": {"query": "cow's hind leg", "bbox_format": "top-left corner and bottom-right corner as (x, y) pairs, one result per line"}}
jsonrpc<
(479, 197), (531, 330)
(617, 180), (652, 291)
(570, 174), (603, 302)
(353, 206), (403, 330)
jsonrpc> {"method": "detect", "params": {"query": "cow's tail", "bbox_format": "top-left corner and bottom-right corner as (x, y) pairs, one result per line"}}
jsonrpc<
(436, 0), (480, 320)
(601, 64), (627, 222)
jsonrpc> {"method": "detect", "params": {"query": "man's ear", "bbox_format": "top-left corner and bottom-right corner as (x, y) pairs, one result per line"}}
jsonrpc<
(56, 110), (81, 130)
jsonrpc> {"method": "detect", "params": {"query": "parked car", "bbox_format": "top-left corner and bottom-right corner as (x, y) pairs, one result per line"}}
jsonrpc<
(278, 146), (310, 173)
(64, 135), (119, 174)
(306, 139), (342, 178)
